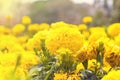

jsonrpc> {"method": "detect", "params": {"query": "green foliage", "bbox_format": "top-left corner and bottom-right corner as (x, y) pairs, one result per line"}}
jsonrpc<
(28, 40), (59, 80)
(59, 53), (77, 73)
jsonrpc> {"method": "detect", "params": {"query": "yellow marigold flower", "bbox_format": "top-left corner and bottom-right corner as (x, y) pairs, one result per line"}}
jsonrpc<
(54, 73), (67, 80)
(0, 26), (11, 34)
(26, 38), (41, 51)
(87, 36), (109, 60)
(38, 23), (50, 30)
(104, 43), (120, 67)
(102, 70), (120, 80)
(89, 27), (106, 34)
(26, 30), (49, 50)
(28, 23), (39, 32)
(69, 24), (78, 29)
(20, 52), (39, 74)
(78, 24), (87, 31)
(82, 31), (89, 39)
(0, 35), (24, 52)
(76, 42), (88, 62)
(115, 33), (120, 46)
(4, 27), (11, 34)
(0, 53), (17, 66)
(88, 32), (107, 43)
(83, 16), (92, 23)
(0, 52), (38, 80)
(86, 43), (97, 59)
(107, 23), (120, 37)
(33, 30), (49, 40)
(45, 27), (84, 54)
(0, 65), (25, 80)
(22, 16), (31, 24)
(12, 24), (25, 34)
(51, 21), (69, 29)
(17, 35), (29, 44)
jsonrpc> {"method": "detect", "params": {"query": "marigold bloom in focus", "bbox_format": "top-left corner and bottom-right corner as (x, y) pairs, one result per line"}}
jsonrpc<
(45, 26), (84, 54)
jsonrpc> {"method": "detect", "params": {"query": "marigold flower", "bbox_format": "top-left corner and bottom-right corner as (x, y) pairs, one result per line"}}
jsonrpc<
(78, 24), (87, 31)
(102, 70), (120, 80)
(45, 27), (84, 55)
(22, 16), (31, 24)
(12, 24), (25, 35)
(28, 23), (39, 32)
(107, 23), (120, 37)
(39, 23), (50, 30)
(104, 40), (120, 67)
(51, 21), (69, 29)
(83, 16), (92, 23)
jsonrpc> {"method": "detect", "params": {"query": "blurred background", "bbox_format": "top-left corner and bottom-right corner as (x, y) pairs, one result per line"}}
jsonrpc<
(0, 0), (119, 26)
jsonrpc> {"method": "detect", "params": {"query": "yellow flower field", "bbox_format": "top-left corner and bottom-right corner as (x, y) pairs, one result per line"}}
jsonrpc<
(0, 16), (120, 80)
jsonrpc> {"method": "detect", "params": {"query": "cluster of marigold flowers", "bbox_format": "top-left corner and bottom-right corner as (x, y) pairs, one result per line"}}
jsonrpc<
(1, 16), (120, 80)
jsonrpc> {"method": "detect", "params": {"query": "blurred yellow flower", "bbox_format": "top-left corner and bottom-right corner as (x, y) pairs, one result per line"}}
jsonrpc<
(26, 38), (41, 51)
(51, 21), (69, 29)
(12, 24), (25, 35)
(108, 23), (120, 37)
(34, 30), (49, 40)
(0, 65), (25, 80)
(78, 24), (87, 31)
(115, 33), (120, 46)
(26, 30), (49, 51)
(6, 15), (13, 20)
(28, 23), (39, 32)
(83, 16), (92, 23)
(0, 52), (39, 79)
(89, 27), (106, 34)
(39, 23), (50, 30)
(88, 32), (107, 43)
(0, 35), (24, 53)
(22, 16), (31, 24)
(102, 70), (120, 80)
